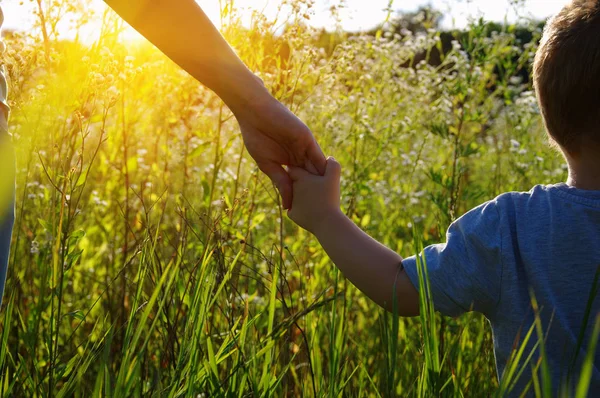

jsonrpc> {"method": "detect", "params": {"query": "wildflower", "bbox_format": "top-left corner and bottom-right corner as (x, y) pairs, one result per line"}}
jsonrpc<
(93, 73), (104, 85)
(509, 76), (523, 85)
(31, 241), (39, 255)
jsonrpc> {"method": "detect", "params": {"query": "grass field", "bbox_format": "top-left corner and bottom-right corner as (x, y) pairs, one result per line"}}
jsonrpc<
(1, 1), (595, 396)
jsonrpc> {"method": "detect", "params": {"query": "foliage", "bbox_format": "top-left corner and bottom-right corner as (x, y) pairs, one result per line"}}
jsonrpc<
(0, 0), (587, 396)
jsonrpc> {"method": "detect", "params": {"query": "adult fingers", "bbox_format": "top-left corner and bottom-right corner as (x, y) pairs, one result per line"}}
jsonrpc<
(304, 158), (319, 175)
(306, 140), (327, 176)
(287, 166), (312, 182)
(259, 162), (293, 210)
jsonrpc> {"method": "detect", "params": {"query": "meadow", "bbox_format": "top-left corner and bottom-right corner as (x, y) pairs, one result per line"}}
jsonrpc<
(0, 1), (588, 396)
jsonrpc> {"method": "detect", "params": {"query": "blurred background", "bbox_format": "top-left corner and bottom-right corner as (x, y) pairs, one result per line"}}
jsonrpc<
(0, 0), (575, 396)
(6, 0), (565, 37)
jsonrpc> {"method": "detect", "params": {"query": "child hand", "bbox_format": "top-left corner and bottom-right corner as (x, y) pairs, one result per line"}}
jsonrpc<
(287, 157), (342, 234)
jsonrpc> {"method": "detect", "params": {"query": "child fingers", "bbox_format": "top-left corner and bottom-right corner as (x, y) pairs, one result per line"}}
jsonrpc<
(325, 157), (341, 180)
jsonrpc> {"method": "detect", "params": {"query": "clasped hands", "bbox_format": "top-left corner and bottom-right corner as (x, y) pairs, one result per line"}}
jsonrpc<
(236, 93), (341, 231)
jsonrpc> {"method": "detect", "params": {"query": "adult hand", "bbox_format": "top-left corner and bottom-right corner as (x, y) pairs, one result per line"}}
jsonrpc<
(235, 94), (326, 210)
(104, 0), (326, 205)
(103, 0), (326, 208)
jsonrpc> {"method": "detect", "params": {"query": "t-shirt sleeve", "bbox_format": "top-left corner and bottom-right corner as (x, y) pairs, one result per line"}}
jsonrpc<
(402, 200), (503, 318)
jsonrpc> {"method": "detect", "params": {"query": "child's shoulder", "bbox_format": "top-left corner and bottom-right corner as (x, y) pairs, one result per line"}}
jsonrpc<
(452, 182), (600, 243)
(467, 184), (557, 216)
(496, 183), (561, 199)
(458, 183), (592, 231)
(493, 183), (600, 211)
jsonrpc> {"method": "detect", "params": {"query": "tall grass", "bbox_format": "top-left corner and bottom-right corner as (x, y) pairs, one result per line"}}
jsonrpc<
(0, 0), (597, 396)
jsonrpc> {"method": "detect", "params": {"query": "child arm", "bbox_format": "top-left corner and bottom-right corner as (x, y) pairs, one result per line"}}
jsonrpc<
(314, 212), (419, 315)
(287, 160), (419, 316)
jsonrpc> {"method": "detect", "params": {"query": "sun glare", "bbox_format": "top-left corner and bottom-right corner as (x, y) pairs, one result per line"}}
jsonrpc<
(3, 0), (567, 43)
(3, 0), (389, 36)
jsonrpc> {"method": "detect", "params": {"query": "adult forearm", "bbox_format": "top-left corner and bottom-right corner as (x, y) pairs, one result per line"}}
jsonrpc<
(104, 0), (270, 112)
(314, 212), (418, 315)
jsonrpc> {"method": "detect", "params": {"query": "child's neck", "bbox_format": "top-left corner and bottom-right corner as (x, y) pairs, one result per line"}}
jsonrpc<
(565, 148), (600, 190)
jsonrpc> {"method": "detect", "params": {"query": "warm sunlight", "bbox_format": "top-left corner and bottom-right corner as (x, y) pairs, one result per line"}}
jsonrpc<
(4, 0), (568, 39)
(4, 0), (600, 396)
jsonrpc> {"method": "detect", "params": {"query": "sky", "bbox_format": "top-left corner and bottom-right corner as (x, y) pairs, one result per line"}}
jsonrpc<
(3, 0), (569, 39)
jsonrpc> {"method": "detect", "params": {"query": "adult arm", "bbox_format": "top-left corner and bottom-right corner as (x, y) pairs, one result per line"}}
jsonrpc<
(103, 0), (326, 208)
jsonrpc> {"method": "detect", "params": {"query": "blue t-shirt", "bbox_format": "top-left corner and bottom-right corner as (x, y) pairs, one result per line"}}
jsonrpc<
(402, 183), (600, 395)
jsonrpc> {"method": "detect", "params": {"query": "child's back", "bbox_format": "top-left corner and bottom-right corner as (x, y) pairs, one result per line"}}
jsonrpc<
(287, 1), (600, 395)
(498, 185), (600, 391)
(404, 0), (600, 390)
(402, 183), (600, 393)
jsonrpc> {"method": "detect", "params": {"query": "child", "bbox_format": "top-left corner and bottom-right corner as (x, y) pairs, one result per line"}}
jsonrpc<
(287, 0), (600, 394)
